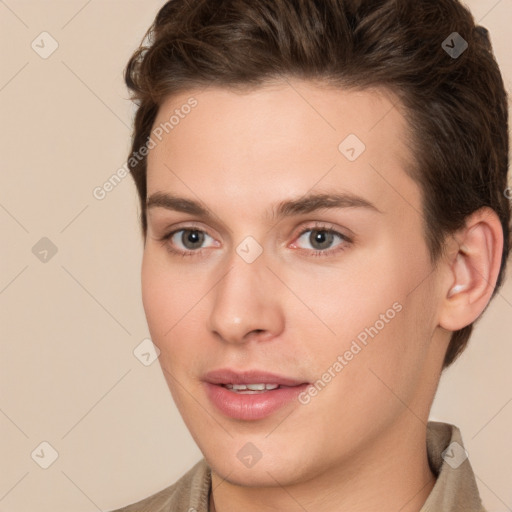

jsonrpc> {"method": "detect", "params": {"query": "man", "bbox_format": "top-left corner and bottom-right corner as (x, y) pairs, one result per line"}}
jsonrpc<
(112, 0), (510, 510)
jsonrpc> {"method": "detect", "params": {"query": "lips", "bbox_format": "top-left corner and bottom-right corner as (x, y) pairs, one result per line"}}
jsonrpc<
(202, 368), (310, 420)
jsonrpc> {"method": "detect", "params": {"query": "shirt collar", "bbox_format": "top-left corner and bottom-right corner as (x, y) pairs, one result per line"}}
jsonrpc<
(420, 421), (485, 511)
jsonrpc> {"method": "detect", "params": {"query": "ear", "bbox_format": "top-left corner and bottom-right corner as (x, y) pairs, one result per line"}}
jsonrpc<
(438, 207), (504, 332)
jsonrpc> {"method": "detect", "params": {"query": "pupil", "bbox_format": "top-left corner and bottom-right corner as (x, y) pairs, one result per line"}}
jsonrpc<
(311, 230), (333, 250)
(183, 230), (204, 249)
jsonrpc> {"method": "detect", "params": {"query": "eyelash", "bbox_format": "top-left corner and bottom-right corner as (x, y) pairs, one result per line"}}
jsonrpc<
(157, 223), (352, 259)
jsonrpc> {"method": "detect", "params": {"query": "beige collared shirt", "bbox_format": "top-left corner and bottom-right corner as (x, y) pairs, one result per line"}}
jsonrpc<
(111, 421), (486, 512)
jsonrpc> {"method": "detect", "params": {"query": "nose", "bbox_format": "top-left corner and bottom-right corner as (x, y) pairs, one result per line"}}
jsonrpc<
(207, 251), (285, 345)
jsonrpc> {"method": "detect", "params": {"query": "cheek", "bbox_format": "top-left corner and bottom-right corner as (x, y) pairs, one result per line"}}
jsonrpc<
(141, 248), (210, 362)
(285, 249), (404, 347)
(141, 249), (185, 341)
(288, 242), (433, 385)
(141, 251), (166, 333)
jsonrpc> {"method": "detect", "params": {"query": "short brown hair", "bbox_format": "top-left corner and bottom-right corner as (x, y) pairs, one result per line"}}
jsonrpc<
(124, 0), (510, 369)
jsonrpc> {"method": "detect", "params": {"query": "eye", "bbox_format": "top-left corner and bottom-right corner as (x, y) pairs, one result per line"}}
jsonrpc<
(292, 225), (351, 256)
(161, 228), (217, 255)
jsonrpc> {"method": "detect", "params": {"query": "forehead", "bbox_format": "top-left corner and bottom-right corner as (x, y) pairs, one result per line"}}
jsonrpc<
(146, 80), (419, 219)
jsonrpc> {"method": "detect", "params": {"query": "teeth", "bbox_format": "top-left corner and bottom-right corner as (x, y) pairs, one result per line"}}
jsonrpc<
(225, 383), (280, 391)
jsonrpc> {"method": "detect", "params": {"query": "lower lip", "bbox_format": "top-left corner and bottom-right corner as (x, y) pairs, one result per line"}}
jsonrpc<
(204, 382), (309, 420)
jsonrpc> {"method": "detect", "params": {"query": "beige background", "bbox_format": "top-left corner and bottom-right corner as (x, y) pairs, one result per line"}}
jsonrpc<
(0, 1), (511, 511)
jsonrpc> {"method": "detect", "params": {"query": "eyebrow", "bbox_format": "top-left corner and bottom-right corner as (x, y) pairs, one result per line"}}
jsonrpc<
(146, 191), (381, 221)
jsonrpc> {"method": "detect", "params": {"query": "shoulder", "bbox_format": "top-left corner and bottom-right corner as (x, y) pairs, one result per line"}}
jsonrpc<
(108, 458), (211, 512)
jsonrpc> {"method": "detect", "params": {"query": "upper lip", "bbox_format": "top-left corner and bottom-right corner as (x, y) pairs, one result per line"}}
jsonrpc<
(203, 369), (308, 386)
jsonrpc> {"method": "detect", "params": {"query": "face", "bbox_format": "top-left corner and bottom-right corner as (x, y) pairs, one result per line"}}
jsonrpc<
(142, 80), (446, 486)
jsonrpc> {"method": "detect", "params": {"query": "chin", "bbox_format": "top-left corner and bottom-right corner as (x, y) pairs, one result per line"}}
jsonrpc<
(208, 456), (300, 487)
(201, 439), (315, 487)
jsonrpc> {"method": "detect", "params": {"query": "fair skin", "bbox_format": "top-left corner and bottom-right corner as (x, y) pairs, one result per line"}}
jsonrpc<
(142, 80), (502, 512)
